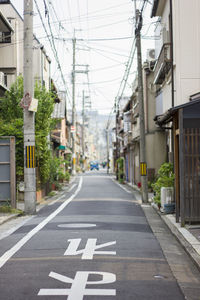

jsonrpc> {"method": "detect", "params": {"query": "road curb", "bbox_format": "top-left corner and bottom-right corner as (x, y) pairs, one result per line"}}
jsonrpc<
(0, 176), (78, 226)
(160, 213), (200, 271)
(126, 181), (200, 272)
(0, 214), (19, 226)
(148, 203), (200, 272)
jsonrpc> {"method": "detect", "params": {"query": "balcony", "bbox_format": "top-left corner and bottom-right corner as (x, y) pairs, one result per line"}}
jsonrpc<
(124, 132), (132, 148)
(153, 43), (171, 85)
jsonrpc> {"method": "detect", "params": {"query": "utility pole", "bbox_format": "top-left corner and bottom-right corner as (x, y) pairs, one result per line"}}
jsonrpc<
(82, 90), (85, 172)
(72, 32), (76, 175)
(23, 0), (36, 214)
(106, 128), (110, 174)
(134, 1), (148, 203)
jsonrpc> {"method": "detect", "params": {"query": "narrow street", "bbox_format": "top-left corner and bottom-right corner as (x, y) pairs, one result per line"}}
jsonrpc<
(0, 171), (200, 300)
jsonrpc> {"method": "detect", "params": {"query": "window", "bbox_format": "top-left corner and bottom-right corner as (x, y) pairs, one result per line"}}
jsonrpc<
(4, 74), (7, 86)
(43, 55), (47, 71)
(0, 31), (11, 43)
(0, 0), (10, 3)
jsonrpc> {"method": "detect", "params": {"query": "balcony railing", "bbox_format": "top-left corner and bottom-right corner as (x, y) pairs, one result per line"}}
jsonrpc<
(153, 43), (171, 85)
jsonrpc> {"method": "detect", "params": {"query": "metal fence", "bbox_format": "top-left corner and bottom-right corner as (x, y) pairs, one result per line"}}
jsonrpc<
(0, 136), (16, 207)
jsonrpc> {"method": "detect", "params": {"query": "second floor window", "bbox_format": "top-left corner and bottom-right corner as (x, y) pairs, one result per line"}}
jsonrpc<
(0, 31), (11, 43)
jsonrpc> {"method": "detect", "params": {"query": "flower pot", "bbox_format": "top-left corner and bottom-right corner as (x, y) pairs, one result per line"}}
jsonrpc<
(164, 203), (175, 214)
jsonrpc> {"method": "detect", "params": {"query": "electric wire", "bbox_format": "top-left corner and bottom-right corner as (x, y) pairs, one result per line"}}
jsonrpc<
(34, 0), (72, 106)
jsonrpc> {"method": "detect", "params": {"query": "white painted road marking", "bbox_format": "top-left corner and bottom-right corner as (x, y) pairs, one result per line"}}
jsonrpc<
(111, 178), (132, 193)
(64, 238), (116, 259)
(38, 271), (116, 299)
(0, 177), (83, 269)
(58, 223), (97, 228)
(48, 194), (66, 206)
(68, 183), (77, 192)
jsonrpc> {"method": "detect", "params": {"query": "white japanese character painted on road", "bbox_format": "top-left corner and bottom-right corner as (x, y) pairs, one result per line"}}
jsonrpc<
(38, 271), (116, 299)
(64, 238), (116, 259)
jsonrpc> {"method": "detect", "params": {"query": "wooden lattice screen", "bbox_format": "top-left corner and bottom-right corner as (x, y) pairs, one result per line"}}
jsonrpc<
(183, 128), (200, 223)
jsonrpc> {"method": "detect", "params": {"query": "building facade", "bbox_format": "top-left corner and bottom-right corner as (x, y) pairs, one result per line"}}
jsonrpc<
(151, 0), (200, 224)
(0, 1), (51, 91)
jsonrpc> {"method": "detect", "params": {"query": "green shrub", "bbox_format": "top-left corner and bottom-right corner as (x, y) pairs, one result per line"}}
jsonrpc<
(116, 157), (125, 184)
(58, 171), (65, 181)
(0, 76), (55, 185)
(48, 191), (56, 197)
(152, 162), (175, 206)
(65, 171), (70, 182)
(54, 181), (62, 191)
(0, 204), (23, 214)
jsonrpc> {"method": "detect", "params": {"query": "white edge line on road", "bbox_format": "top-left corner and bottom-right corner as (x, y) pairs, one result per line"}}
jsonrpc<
(48, 183), (77, 206)
(111, 178), (132, 194)
(0, 177), (83, 269)
(68, 183), (77, 192)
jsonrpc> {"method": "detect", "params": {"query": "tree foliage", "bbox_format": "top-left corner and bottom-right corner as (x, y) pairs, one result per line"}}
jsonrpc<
(116, 157), (125, 183)
(0, 76), (56, 185)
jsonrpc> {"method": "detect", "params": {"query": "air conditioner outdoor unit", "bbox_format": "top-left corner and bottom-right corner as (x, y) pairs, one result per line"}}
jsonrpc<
(161, 187), (174, 213)
(146, 49), (155, 61)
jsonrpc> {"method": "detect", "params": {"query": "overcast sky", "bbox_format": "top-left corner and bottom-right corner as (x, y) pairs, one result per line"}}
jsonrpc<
(11, 0), (156, 115)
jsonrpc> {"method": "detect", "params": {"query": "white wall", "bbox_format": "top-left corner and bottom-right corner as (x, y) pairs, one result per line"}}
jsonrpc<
(0, 4), (23, 81)
(173, 0), (200, 106)
(0, 4), (51, 91)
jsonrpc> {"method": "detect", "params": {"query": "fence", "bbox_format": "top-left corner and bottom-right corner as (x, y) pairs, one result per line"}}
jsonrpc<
(0, 136), (16, 208)
(182, 128), (200, 223)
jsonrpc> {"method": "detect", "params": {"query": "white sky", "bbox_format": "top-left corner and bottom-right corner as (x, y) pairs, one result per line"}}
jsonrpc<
(11, 0), (156, 115)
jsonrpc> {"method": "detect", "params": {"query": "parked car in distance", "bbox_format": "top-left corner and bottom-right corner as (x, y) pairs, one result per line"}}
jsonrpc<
(90, 161), (99, 171)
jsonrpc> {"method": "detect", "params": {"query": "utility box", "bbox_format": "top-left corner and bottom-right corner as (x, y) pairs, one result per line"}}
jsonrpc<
(161, 187), (174, 213)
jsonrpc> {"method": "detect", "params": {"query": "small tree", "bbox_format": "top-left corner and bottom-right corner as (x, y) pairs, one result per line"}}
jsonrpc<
(0, 76), (56, 186)
(34, 81), (55, 185)
(0, 76), (24, 181)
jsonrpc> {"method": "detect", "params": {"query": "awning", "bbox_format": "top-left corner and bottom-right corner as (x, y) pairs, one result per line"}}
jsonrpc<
(0, 11), (14, 32)
(154, 96), (200, 126)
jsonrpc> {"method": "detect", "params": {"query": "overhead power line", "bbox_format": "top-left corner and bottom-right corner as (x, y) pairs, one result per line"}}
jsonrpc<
(54, 36), (135, 42)
(34, 0), (72, 106)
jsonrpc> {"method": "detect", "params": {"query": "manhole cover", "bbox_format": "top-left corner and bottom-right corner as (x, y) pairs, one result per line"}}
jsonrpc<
(58, 223), (97, 228)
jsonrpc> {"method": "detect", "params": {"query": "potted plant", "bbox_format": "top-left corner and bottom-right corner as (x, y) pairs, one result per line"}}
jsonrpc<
(152, 162), (175, 212)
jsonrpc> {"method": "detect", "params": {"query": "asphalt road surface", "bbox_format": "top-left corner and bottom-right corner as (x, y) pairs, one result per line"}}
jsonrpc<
(0, 171), (200, 299)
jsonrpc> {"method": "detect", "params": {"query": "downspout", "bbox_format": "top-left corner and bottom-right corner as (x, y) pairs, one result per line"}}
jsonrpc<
(41, 50), (43, 86)
(168, 0), (175, 165)
(169, 0), (174, 163)
(170, 0), (176, 215)
(170, 0), (174, 108)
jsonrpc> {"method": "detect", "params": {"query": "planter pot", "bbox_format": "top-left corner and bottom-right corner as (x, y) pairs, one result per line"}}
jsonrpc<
(164, 203), (175, 214)
(51, 183), (56, 190)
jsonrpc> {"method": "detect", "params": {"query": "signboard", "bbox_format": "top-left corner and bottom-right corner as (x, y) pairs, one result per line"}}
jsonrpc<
(26, 146), (35, 168)
(140, 162), (147, 176)
(28, 98), (38, 112)
(59, 145), (66, 150)
(71, 125), (75, 133)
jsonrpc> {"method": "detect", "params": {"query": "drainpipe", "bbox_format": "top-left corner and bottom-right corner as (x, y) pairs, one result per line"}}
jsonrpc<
(170, 0), (174, 108)
(169, 0), (174, 165)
